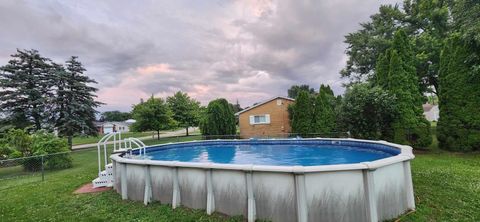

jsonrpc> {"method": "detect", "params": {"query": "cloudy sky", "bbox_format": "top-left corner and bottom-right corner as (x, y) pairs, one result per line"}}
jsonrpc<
(0, 0), (399, 111)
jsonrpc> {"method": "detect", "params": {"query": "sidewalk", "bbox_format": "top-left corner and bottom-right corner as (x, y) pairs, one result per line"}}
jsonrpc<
(72, 127), (198, 150)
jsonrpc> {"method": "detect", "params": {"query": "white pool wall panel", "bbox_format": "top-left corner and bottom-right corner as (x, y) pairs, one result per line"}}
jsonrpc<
(211, 169), (248, 216)
(305, 170), (367, 222)
(252, 172), (297, 222)
(111, 138), (415, 222)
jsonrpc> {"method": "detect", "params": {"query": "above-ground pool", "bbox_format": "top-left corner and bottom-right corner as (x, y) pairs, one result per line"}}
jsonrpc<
(111, 138), (415, 222)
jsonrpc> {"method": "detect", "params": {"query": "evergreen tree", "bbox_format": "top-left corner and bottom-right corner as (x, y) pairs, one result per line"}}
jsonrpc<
(375, 30), (431, 147)
(0, 49), (54, 130)
(291, 91), (313, 136)
(200, 98), (236, 136)
(167, 91), (201, 136)
(52, 57), (101, 148)
(374, 52), (390, 88)
(131, 96), (174, 140)
(312, 85), (336, 135)
(319, 84), (334, 97)
(437, 35), (480, 151)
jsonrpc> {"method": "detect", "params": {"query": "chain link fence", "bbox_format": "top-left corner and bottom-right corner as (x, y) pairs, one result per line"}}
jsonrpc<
(0, 151), (73, 181)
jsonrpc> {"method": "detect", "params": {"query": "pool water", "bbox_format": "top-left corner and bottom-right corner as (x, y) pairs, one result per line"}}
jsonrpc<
(145, 144), (395, 166)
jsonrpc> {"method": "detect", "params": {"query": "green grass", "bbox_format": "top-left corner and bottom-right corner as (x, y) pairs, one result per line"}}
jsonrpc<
(399, 151), (480, 221)
(1, 136), (479, 221)
(72, 131), (155, 145)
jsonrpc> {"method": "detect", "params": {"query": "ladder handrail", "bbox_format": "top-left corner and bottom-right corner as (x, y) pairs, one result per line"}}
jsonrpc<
(97, 132), (147, 176)
(125, 137), (147, 156)
(97, 132), (118, 176)
(97, 133), (113, 175)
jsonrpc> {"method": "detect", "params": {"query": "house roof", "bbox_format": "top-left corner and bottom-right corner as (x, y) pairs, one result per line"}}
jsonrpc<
(235, 96), (295, 116)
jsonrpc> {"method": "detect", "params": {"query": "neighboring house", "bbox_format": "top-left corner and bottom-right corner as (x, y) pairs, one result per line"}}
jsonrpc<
(423, 104), (439, 122)
(95, 120), (136, 134)
(235, 96), (295, 138)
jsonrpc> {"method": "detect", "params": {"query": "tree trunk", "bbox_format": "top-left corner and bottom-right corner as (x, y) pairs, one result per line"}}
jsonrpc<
(157, 130), (160, 140)
(67, 135), (73, 150)
(32, 110), (41, 131)
(186, 126), (189, 136)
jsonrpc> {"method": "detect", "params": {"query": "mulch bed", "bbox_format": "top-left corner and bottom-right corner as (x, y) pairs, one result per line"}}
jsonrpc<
(74, 183), (112, 194)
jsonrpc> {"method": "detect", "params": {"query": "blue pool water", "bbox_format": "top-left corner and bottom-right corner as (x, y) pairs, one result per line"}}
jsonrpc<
(144, 142), (398, 166)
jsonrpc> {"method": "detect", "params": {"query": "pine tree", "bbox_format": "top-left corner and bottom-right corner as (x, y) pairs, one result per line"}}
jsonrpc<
(291, 91), (313, 136)
(437, 35), (480, 151)
(0, 49), (54, 130)
(200, 98), (236, 136)
(312, 85), (336, 135)
(52, 57), (101, 148)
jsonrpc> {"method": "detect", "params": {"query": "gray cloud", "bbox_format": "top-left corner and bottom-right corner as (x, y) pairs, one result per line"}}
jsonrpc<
(0, 0), (400, 111)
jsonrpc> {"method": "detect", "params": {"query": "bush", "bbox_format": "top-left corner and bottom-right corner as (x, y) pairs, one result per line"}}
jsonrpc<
(4, 128), (31, 156)
(339, 84), (398, 140)
(0, 142), (14, 160)
(30, 132), (72, 170)
(1, 129), (72, 171)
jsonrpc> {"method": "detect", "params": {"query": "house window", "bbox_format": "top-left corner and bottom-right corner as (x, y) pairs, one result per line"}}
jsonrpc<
(277, 99), (282, 106)
(249, 114), (270, 125)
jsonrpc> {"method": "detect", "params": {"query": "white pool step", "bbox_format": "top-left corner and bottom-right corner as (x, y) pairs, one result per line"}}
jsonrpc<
(92, 163), (113, 188)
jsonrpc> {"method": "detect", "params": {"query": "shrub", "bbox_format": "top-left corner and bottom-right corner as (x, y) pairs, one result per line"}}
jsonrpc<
(4, 128), (31, 156)
(0, 142), (13, 160)
(339, 84), (398, 140)
(30, 132), (72, 170)
(2, 129), (72, 171)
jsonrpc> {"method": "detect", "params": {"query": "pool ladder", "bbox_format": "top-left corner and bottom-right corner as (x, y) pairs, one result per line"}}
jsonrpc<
(92, 132), (146, 188)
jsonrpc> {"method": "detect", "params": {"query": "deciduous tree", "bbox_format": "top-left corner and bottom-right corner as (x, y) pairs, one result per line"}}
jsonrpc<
(167, 91), (201, 136)
(287, 85), (315, 99)
(131, 96), (174, 139)
(100, 111), (132, 122)
(200, 98), (236, 136)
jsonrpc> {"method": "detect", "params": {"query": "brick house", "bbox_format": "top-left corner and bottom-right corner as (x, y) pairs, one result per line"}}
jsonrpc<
(235, 96), (295, 138)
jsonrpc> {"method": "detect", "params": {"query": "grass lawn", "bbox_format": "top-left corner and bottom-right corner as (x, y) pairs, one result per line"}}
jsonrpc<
(1, 136), (479, 221)
(72, 131), (155, 145)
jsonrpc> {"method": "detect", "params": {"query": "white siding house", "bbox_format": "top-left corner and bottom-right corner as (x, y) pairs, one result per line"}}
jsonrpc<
(95, 120), (136, 134)
(423, 104), (439, 122)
